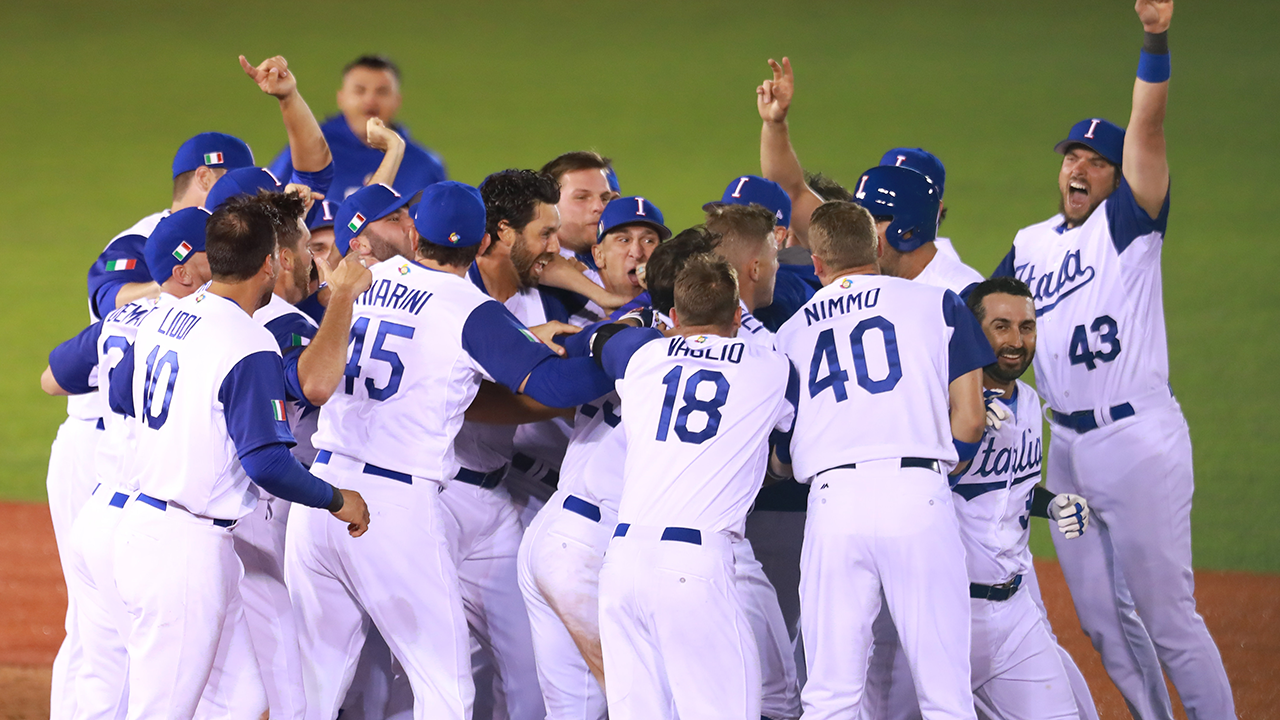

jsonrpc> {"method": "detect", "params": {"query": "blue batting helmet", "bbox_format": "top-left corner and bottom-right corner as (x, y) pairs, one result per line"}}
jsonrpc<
(852, 166), (941, 253)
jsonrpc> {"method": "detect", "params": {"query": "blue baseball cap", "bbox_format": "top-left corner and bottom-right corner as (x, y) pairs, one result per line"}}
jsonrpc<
(605, 165), (621, 194)
(203, 167), (285, 212)
(598, 196), (671, 243)
(334, 183), (413, 255)
(411, 181), (487, 248)
(306, 199), (339, 232)
(703, 175), (791, 228)
(879, 148), (946, 198)
(1055, 118), (1126, 167)
(171, 132), (255, 178)
(145, 207), (211, 285)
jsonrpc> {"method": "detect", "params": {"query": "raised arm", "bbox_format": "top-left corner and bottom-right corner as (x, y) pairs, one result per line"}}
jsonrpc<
(240, 55), (332, 173)
(365, 118), (406, 187)
(1123, 0), (1173, 218)
(297, 254), (373, 405)
(758, 57), (825, 246)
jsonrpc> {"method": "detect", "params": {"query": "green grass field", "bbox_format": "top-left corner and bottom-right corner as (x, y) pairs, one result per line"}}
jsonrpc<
(1, 1), (1276, 571)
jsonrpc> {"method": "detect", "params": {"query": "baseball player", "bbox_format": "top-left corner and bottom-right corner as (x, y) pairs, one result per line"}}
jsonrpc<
(540, 151), (617, 258)
(992, 3), (1235, 718)
(517, 228), (717, 720)
(268, 54), (447, 199)
(952, 277), (1096, 720)
(42, 207), (213, 720)
(106, 194), (370, 718)
(284, 180), (614, 720)
(592, 253), (798, 720)
(773, 201), (992, 720)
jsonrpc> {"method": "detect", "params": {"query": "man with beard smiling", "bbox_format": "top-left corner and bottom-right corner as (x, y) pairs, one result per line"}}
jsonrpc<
(951, 277), (1095, 720)
(992, 3), (1234, 718)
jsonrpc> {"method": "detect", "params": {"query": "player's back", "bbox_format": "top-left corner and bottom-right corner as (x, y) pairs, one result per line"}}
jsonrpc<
(311, 256), (491, 481)
(96, 296), (163, 491)
(775, 273), (964, 480)
(128, 289), (281, 519)
(614, 333), (795, 538)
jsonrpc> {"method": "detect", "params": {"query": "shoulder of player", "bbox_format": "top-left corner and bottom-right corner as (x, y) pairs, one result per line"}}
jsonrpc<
(253, 293), (317, 328)
(102, 296), (159, 328)
(1014, 379), (1042, 415)
(104, 210), (168, 250)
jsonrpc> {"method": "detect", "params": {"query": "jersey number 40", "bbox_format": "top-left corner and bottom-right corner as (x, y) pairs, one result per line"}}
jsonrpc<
(808, 316), (902, 401)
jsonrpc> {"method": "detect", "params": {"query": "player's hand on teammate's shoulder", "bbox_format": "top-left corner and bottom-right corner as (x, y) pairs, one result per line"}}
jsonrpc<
(365, 118), (404, 153)
(757, 57), (794, 124)
(529, 321), (581, 358)
(239, 54), (298, 100)
(1051, 493), (1090, 540)
(1135, 0), (1172, 33)
(326, 253), (374, 300)
(331, 488), (371, 537)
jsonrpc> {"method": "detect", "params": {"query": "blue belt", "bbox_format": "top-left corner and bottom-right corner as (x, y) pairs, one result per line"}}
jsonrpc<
(563, 494), (601, 522)
(455, 466), (505, 489)
(109, 492), (128, 509)
(95, 418), (106, 431)
(137, 493), (236, 528)
(314, 450), (412, 484)
(821, 457), (940, 475)
(512, 452), (560, 489)
(1048, 403), (1135, 433)
(970, 574), (1022, 601)
(613, 523), (701, 545)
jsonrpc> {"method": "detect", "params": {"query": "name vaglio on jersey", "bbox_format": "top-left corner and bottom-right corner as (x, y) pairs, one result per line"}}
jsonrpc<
(968, 425), (1042, 480)
(1014, 249), (1096, 313)
(667, 336), (745, 364)
(803, 286), (880, 326)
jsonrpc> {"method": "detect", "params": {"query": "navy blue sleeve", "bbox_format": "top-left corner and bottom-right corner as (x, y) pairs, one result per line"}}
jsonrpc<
(561, 317), (614, 358)
(770, 364), (801, 460)
(942, 290), (996, 382)
(538, 287), (582, 326)
(295, 292), (326, 324)
(108, 344), (135, 417)
(267, 146), (294, 184)
(754, 269), (818, 333)
(396, 146), (448, 194)
(1106, 177), (1171, 254)
(601, 327), (663, 380)
(87, 235), (152, 319)
(522, 356), (615, 407)
(610, 291), (652, 320)
(218, 351), (297, 456)
(289, 162), (335, 201)
(263, 313), (319, 406)
(991, 246), (1016, 279)
(461, 300), (557, 392)
(48, 322), (104, 395)
(240, 443), (337, 509)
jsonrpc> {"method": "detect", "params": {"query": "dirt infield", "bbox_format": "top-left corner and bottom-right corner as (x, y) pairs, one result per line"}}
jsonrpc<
(2, 501), (1275, 719)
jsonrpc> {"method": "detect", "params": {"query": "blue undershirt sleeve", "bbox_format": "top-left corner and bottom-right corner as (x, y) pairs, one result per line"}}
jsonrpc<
(1106, 177), (1171, 254)
(289, 162), (335, 201)
(87, 235), (152, 318)
(521, 355), (616, 407)
(295, 292), (326, 324)
(240, 443), (337, 509)
(942, 290), (996, 382)
(262, 313), (319, 406)
(218, 351), (298, 455)
(461, 301), (557, 392)
(108, 344), (136, 417)
(267, 146), (294, 184)
(600, 327), (663, 380)
(990, 246), (1017, 279)
(48, 322), (104, 395)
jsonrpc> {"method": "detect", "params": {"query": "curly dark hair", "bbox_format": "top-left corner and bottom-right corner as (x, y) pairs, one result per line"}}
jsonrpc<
(478, 169), (560, 245)
(259, 190), (308, 250)
(645, 226), (721, 315)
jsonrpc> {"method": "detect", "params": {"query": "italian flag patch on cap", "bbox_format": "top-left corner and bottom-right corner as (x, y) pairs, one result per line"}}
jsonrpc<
(270, 399), (286, 421)
(172, 242), (192, 261)
(204, 152), (224, 165)
(105, 259), (136, 271)
(348, 213), (366, 233)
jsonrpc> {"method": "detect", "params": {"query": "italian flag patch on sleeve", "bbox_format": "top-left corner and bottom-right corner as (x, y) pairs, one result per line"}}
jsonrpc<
(518, 328), (540, 343)
(105, 259), (136, 271)
(271, 399), (286, 421)
(288, 333), (309, 348)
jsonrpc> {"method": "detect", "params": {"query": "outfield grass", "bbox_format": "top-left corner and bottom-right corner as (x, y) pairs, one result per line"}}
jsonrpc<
(1, 0), (1275, 571)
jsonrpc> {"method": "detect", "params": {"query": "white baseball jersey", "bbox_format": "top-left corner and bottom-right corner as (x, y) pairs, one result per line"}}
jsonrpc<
(774, 273), (993, 480)
(934, 237), (961, 263)
(312, 256), (559, 481)
(95, 296), (167, 492)
(122, 289), (294, 520)
(914, 246), (983, 296)
(949, 380), (1044, 585)
(995, 179), (1170, 413)
(603, 331), (797, 538)
(254, 293), (321, 465)
(738, 299), (773, 348)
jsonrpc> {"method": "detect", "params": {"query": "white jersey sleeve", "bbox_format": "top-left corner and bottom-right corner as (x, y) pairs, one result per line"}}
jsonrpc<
(774, 274), (994, 481)
(914, 248), (984, 296)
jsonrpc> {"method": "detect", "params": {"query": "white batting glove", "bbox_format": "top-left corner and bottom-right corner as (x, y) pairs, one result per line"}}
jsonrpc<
(1051, 494), (1090, 539)
(983, 389), (1011, 431)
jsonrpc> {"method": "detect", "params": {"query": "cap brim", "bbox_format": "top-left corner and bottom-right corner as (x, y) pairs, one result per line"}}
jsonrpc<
(599, 220), (671, 243)
(370, 193), (415, 223)
(1053, 139), (1120, 166)
(701, 200), (726, 213)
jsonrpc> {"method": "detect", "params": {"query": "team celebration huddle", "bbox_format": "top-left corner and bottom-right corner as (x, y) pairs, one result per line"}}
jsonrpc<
(37, 1), (1237, 719)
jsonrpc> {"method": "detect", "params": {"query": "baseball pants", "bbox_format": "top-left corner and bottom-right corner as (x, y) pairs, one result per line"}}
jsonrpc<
(286, 453), (473, 720)
(1019, 565), (1099, 720)
(800, 462), (975, 720)
(1048, 402), (1235, 720)
(970, 587), (1079, 720)
(735, 537), (802, 720)
(600, 525), (761, 720)
(48, 415), (104, 720)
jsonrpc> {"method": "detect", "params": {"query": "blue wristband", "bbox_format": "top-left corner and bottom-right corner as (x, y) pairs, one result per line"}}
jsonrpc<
(1137, 49), (1171, 83)
(953, 438), (981, 463)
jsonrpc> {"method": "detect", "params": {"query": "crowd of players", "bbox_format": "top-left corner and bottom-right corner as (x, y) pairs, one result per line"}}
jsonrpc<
(38, 2), (1238, 719)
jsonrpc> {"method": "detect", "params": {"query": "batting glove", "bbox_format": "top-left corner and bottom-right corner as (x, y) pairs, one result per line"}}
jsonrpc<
(1051, 493), (1090, 539)
(983, 388), (1012, 431)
